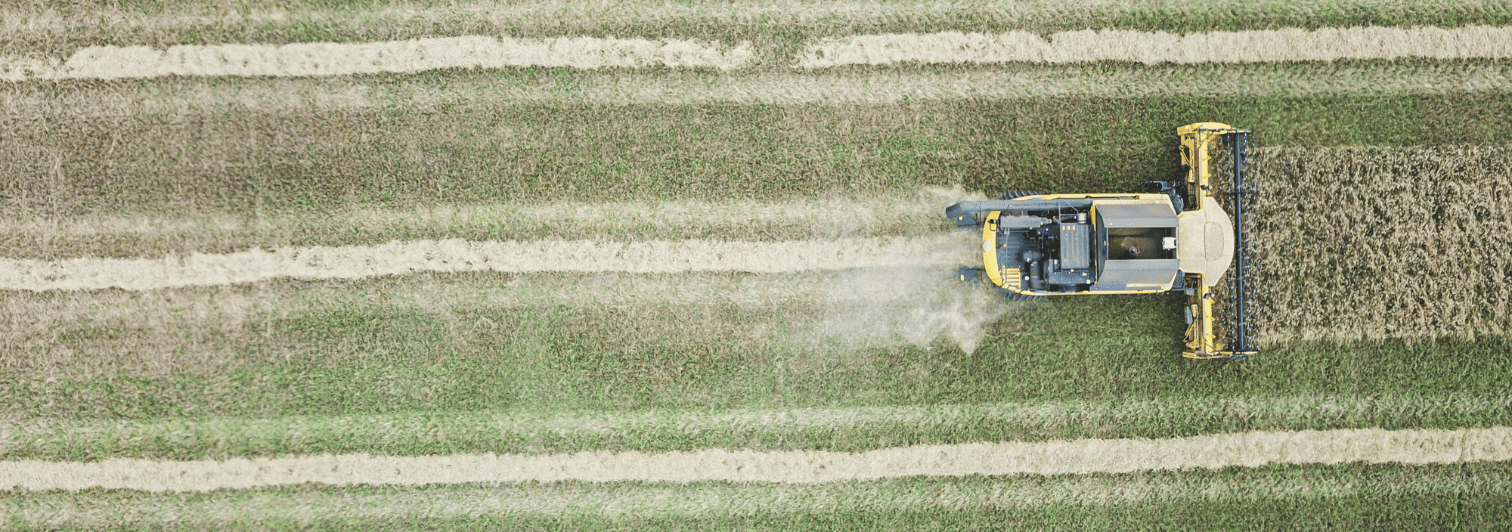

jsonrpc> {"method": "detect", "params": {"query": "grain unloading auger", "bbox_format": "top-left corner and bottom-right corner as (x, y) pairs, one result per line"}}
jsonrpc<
(946, 123), (1258, 360)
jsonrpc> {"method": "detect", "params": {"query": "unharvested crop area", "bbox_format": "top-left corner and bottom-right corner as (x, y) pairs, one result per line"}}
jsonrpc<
(1252, 145), (1512, 343)
(2, 0), (1510, 529)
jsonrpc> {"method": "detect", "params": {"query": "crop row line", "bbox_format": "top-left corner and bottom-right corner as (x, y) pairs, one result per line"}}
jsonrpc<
(6, 26), (1512, 81)
(4, 426), (1508, 492)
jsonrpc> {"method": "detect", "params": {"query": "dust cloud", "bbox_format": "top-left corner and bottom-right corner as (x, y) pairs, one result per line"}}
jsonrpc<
(802, 265), (1016, 354)
(800, 186), (1012, 354)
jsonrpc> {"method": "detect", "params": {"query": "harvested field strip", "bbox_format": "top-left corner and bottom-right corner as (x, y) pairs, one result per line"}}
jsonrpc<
(796, 26), (1512, 67)
(0, 271), (947, 337)
(7, 93), (1510, 217)
(2, 268), (1011, 380)
(5, 26), (1512, 81)
(1251, 145), (1512, 343)
(7, 463), (1511, 528)
(4, 394), (1507, 462)
(0, 37), (753, 82)
(3, 426), (1510, 491)
(4, 274), (1508, 419)
(0, 192), (959, 260)
(0, 234), (978, 292)
(5, 0), (1509, 57)
(8, 61), (1512, 117)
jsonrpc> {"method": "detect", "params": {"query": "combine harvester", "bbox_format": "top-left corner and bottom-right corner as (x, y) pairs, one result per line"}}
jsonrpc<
(947, 123), (1257, 360)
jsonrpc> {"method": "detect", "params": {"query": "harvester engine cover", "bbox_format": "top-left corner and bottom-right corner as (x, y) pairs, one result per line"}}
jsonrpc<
(961, 195), (1187, 296)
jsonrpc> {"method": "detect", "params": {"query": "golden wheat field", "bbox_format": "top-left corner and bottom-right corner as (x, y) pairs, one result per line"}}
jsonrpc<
(1251, 145), (1512, 343)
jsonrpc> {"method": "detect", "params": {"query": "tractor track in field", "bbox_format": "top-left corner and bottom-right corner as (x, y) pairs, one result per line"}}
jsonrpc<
(3, 426), (1509, 492)
(0, 234), (980, 292)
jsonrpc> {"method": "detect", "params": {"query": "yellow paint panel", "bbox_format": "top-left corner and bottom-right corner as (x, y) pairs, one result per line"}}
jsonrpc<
(982, 211), (1003, 288)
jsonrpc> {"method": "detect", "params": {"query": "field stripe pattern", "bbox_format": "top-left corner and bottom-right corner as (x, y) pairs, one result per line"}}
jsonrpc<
(9, 464), (1512, 527)
(0, 37), (754, 80)
(7, 62), (1512, 117)
(2, 0), (1511, 525)
(3, 394), (1506, 461)
(5, 26), (1512, 81)
(796, 26), (1512, 67)
(7, 0), (1512, 64)
(0, 192), (960, 259)
(3, 426), (1508, 491)
(6, 145), (1507, 342)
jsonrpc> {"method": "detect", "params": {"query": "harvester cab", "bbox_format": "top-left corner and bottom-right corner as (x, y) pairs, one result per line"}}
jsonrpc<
(946, 123), (1258, 360)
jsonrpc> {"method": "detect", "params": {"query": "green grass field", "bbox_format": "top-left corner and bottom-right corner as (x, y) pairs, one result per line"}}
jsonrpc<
(2, 1), (1510, 528)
